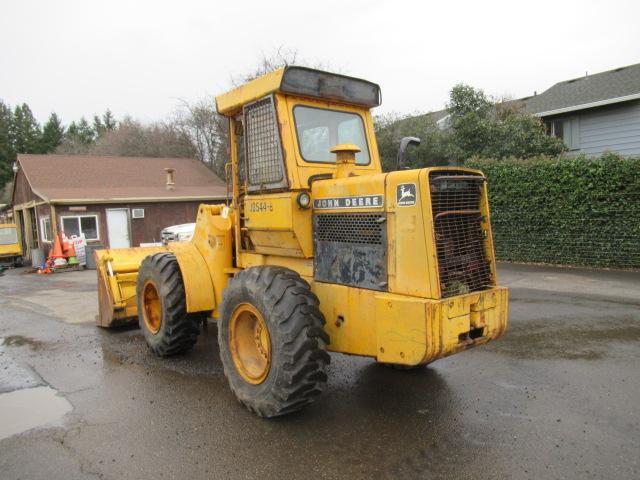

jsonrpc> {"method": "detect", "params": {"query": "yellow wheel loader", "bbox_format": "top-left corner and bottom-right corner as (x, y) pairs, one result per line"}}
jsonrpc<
(95, 67), (508, 417)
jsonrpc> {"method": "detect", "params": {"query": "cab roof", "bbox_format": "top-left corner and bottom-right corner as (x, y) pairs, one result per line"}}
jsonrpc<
(215, 66), (381, 115)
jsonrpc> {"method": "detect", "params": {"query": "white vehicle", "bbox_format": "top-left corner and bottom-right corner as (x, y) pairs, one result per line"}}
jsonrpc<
(160, 223), (196, 244)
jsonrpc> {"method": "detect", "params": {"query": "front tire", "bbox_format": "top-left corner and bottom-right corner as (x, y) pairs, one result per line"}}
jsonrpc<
(218, 267), (330, 417)
(136, 253), (200, 356)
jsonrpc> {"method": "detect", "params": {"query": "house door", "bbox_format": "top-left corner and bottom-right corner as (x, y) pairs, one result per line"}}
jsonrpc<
(106, 209), (131, 248)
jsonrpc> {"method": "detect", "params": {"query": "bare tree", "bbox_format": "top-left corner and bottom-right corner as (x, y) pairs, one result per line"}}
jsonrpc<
(231, 46), (300, 86)
(89, 117), (197, 158)
(231, 47), (334, 86)
(174, 99), (227, 178)
(174, 48), (333, 178)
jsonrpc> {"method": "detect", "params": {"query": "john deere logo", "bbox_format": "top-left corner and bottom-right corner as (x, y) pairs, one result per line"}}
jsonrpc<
(396, 183), (416, 206)
(313, 195), (383, 209)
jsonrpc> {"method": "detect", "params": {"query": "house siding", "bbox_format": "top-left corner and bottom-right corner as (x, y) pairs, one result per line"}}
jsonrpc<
(53, 200), (221, 249)
(551, 100), (640, 156)
(12, 169), (44, 206)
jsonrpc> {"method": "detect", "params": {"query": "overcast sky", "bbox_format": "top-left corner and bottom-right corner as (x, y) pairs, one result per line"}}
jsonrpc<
(1, 0), (638, 124)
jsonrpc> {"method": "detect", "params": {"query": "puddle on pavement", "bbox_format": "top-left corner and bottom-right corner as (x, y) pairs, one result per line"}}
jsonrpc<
(0, 386), (72, 440)
(1, 335), (42, 349)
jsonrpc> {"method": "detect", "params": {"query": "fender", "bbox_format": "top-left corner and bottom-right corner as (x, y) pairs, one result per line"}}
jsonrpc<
(168, 204), (235, 317)
(167, 241), (215, 314)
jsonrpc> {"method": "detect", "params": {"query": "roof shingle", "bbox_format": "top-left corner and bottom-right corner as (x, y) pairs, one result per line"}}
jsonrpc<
(17, 154), (227, 202)
(524, 63), (640, 115)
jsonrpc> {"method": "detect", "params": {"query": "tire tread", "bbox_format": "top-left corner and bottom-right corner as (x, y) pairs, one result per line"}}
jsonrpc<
(219, 266), (330, 417)
(137, 253), (199, 357)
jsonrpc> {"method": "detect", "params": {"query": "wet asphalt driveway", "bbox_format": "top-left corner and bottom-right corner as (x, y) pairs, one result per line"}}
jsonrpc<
(0, 263), (638, 479)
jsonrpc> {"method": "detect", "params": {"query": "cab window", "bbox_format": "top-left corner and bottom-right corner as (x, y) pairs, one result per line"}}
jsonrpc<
(293, 106), (370, 165)
(0, 226), (18, 245)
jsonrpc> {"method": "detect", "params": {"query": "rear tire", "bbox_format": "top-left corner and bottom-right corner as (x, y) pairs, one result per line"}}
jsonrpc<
(136, 253), (200, 356)
(218, 266), (330, 417)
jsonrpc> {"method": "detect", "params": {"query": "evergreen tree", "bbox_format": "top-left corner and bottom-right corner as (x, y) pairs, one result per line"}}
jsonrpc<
(66, 121), (79, 138)
(93, 109), (117, 138)
(66, 116), (95, 145)
(93, 115), (104, 137)
(77, 117), (95, 144)
(10, 103), (41, 154)
(39, 112), (65, 153)
(0, 101), (15, 188)
(93, 109), (117, 140)
(103, 109), (117, 130)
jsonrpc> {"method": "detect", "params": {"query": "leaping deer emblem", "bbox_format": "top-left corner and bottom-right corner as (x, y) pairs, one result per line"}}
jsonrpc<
(399, 185), (415, 201)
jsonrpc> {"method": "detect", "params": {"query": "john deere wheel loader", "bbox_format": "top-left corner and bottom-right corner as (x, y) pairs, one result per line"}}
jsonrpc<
(95, 67), (508, 417)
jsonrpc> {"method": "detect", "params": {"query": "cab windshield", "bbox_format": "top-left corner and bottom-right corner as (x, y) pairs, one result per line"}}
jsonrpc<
(0, 226), (18, 246)
(293, 106), (370, 165)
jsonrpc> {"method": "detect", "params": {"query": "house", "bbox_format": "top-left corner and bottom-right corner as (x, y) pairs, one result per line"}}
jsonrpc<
(11, 154), (227, 260)
(523, 62), (640, 156)
(422, 62), (640, 156)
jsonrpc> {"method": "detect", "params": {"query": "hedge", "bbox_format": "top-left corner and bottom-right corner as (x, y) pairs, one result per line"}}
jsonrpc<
(466, 153), (640, 269)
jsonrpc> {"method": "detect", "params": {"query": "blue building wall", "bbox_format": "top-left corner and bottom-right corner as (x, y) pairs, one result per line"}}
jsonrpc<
(545, 100), (640, 156)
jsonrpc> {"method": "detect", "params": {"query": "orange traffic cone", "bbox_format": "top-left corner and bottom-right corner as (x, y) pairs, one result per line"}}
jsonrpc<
(49, 234), (65, 259)
(62, 235), (71, 256)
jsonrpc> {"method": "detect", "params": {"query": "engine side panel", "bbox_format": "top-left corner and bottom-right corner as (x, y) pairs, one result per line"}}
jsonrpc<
(314, 212), (387, 291)
(311, 173), (387, 291)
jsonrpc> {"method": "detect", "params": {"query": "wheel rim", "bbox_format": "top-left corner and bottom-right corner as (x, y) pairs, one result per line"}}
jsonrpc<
(229, 303), (271, 385)
(142, 280), (162, 334)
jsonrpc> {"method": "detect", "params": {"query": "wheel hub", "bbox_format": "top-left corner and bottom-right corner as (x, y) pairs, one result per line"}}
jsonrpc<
(142, 280), (162, 334)
(229, 303), (271, 385)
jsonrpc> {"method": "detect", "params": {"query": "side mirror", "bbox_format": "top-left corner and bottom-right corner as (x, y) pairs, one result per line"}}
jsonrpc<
(396, 136), (421, 170)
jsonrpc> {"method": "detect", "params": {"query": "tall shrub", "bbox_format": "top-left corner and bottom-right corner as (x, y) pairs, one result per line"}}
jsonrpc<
(467, 154), (640, 269)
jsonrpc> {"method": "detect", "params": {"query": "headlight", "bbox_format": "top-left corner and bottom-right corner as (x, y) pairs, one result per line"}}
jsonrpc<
(297, 192), (311, 209)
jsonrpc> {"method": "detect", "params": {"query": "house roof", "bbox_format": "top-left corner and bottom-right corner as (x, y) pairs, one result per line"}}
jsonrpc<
(392, 109), (450, 129)
(16, 154), (227, 204)
(421, 109), (449, 124)
(524, 62), (640, 116)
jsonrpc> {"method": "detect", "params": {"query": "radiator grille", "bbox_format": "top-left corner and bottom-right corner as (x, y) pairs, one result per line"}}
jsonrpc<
(315, 213), (384, 245)
(430, 171), (493, 298)
(244, 96), (285, 187)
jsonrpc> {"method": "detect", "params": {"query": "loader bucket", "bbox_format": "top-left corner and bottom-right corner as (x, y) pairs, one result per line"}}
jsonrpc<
(95, 246), (167, 328)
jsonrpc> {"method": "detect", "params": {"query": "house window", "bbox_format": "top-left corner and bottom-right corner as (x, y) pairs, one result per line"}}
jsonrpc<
(550, 120), (564, 140)
(61, 215), (99, 240)
(40, 217), (53, 242)
(547, 118), (580, 150)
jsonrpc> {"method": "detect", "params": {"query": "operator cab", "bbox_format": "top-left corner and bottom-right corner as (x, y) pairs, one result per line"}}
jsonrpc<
(216, 66), (383, 193)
